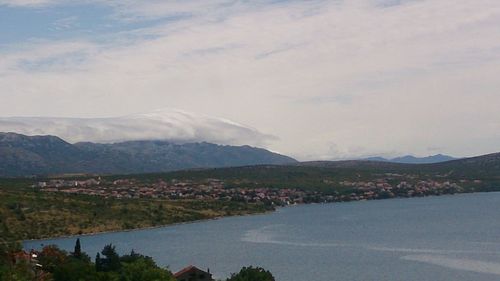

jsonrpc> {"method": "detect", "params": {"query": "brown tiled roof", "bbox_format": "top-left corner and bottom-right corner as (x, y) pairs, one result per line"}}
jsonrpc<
(174, 265), (198, 277)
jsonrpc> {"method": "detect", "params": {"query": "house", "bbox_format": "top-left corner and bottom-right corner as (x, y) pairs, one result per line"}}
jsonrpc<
(174, 265), (214, 281)
(11, 250), (46, 280)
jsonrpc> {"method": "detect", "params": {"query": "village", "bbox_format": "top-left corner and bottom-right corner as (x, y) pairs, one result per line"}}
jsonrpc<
(33, 176), (468, 206)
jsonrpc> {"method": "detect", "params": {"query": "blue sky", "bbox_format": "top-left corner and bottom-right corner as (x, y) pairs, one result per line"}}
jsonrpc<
(0, 1), (193, 46)
(1, 0), (500, 160)
(1, 3), (109, 44)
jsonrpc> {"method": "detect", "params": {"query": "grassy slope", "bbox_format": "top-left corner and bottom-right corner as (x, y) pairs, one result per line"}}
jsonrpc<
(0, 179), (270, 241)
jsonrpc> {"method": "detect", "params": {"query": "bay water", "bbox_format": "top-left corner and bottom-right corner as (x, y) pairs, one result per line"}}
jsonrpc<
(24, 192), (500, 280)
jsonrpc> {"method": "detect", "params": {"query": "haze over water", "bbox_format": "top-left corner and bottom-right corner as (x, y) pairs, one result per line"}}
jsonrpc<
(25, 192), (500, 281)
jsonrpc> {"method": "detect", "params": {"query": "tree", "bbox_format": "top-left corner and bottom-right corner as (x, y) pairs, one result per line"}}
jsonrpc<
(0, 241), (33, 281)
(120, 256), (175, 281)
(226, 266), (275, 281)
(95, 253), (102, 272)
(99, 244), (121, 272)
(0, 239), (16, 266)
(38, 245), (68, 273)
(53, 258), (96, 281)
(73, 238), (82, 259)
(120, 250), (145, 264)
(0, 261), (35, 281)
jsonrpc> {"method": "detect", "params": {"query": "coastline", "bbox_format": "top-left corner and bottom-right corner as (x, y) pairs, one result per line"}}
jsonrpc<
(22, 190), (496, 244)
(22, 208), (277, 244)
(21, 188), (500, 281)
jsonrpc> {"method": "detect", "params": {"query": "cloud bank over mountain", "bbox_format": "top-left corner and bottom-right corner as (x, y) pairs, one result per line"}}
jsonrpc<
(1, 1), (500, 159)
(0, 109), (275, 146)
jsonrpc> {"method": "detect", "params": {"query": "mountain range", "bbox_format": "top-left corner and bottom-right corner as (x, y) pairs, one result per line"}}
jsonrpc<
(1, 132), (498, 179)
(0, 132), (296, 177)
(364, 154), (457, 164)
(154, 152), (500, 190)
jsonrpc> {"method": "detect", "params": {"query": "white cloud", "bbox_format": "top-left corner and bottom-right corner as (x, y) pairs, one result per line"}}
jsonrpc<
(51, 16), (79, 31)
(1, 0), (500, 160)
(0, 0), (54, 7)
(104, 0), (234, 22)
(0, 108), (275, 146)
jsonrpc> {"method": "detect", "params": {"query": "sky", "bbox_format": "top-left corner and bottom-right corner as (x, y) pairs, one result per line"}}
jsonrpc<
(1, 0), (500, 160)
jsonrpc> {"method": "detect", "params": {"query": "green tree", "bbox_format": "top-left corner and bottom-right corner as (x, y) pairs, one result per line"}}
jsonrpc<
(96, 253), (102, 272)
(0, 241), (35, 281)
(120, 250), (144, 264)
(38, 245), (68, 273)
(227, 266), (275, 281)
(71, 239), (91, 263)
(53, 257), (97, 281)
(120, 256), (175, 281)
(0, 239), (21, 264)
(99, 244), (121, 272)
(0, 261), (35, 281)
(73, 238), (82, 259)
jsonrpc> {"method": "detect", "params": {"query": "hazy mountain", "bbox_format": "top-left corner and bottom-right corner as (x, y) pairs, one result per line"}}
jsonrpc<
(363, 156), (389, 162)
(300, 152), (500, 178)
(0, 132), (296, 177)
(131, 152), (500, 190)
(364, 154), (457, 164)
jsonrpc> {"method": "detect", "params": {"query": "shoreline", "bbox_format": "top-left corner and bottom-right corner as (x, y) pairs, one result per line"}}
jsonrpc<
(22, 208), (277, 244)
(22, 190), (500, 244)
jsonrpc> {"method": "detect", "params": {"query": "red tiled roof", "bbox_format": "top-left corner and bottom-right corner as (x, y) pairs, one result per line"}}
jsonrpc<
(174, 265), (211, 278)
(174, 265), (208, 278)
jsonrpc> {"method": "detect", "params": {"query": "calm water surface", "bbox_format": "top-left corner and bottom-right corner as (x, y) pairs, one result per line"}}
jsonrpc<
(25, 192), (500, 281)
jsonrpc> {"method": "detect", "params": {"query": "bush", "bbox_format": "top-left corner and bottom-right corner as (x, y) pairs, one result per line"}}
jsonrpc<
(227, 266), (275, 281)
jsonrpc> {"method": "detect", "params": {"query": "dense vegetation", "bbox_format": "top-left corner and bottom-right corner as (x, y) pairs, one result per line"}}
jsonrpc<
(0, 179), (272, 241)
(0, 240), (275, 281)
(227, 267), (275, 281)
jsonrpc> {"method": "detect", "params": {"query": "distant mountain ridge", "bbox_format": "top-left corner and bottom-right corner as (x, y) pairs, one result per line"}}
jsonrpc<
(364, 154), (457, 164)
(0, 132), (297, 177)
(121, 152), (500, 192)
(299, 152), (500, 178)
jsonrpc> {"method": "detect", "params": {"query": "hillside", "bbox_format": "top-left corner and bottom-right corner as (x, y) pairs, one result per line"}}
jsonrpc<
(300, 153), (500, 176)
(0, 132), (297, 177)
(365, 154), (457, 164)
(120, 152), (500, 191)
(1, 151), (499, 240)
